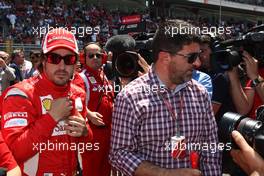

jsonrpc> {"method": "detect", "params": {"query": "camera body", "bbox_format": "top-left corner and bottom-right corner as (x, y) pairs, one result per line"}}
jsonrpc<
(211, 29), (264, 71)
(219, 112), (264, 158)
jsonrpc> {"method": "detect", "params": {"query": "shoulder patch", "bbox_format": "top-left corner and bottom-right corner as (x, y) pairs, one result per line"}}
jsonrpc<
(4, 88), (28, 99)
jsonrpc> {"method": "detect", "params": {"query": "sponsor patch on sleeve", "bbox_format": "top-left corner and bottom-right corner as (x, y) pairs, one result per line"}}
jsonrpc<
(4, 118), (28, 128)
(3, 112), (28, 121)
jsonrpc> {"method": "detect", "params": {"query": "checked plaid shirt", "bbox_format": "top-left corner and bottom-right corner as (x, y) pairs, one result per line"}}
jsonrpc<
(110, 67), (222, 176)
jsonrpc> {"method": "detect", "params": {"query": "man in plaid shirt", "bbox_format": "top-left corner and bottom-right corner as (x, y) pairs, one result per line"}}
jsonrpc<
(110, 20), (222, 176)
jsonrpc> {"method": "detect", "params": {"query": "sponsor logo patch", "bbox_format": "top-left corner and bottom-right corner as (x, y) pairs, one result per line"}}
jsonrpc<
(4, 112), (28, 121)
(52, 120), (66, 136)
(40, 95), (53, 114)
(4, 118), (28, 128)
(88, 77), (96, 84)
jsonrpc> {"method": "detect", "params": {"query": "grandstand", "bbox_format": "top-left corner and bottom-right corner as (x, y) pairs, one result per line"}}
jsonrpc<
(1, 0), (264, 56)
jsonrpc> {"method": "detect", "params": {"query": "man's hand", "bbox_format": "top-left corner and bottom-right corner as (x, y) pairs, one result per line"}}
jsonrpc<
(65, 114), (88, 137)
(231, 130), (264, 175)
(0, 57), (7, 68)
(165, 168), (201, 176)
(242, 51), (259, 80)
(87, 111), (105, 126)
(135, 161), (201, 176)
(48, 97), (73, 122)
(0, 51), (9, 67)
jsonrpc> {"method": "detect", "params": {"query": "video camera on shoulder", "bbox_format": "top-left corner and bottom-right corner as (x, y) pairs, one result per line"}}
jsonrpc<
(211, 25), (264, 71)
(218, 108), (264, 158)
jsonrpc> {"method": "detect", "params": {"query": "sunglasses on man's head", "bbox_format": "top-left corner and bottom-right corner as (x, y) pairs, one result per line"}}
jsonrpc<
(45, 53), (77, 65)
(87, 53), (102, 59)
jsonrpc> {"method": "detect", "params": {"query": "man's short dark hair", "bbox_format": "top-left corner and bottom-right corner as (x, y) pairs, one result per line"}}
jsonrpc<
(152, 20), (201, 63)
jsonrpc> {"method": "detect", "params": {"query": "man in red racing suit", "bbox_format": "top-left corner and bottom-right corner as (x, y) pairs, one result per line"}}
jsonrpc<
(73, 42), (114, 176)
(1, 28), (92, 176)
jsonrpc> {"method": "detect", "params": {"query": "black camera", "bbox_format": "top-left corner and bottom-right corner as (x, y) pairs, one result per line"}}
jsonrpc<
(211, 27), (264, 71)
(114, 33), (153, 78)
(218, 112), (264, 158)
(211, 48), (243, 71)
(115, 51), (141, 78)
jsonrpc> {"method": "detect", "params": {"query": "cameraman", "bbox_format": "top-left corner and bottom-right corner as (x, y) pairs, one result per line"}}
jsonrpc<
(104, 35), (150, 90)
(231, 130), (264, 176)
(199, 35), (242, 175)
(228, 51), (264, 119)
(199, 35), (236, 120)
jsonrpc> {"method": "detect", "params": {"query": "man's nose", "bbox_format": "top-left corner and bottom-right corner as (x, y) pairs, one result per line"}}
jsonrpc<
(57, 59), (66, 69)
(193, 56), (201, 69)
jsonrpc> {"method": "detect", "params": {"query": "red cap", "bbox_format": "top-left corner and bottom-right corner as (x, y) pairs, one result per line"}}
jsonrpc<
(42, 28), (79, 54)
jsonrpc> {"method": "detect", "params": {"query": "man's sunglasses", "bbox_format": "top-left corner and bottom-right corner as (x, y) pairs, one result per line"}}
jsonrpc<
(175, 52), (201, 64)
(161, 50), (201, 64)
(45, 53), (77, 65)
(87, 53), (102, 59)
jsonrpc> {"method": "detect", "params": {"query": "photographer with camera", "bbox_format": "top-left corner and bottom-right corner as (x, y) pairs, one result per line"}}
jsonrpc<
(105, 35), (151, 91)
(199, 35), (243, 175)
(231, 130), (264, 176)
(228, 51), (264, 119)
(199, 35), (236, 120)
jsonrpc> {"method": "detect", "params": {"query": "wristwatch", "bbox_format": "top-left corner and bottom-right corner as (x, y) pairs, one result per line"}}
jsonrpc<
(251, 76), (264, 87)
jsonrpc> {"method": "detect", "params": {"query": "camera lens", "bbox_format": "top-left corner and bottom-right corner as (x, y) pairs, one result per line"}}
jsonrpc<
(218, 112), (243, 143)
(237, 118), (262, 144)
(219, 112), (264, 152)
(211, 49), (242, 71)
(115, 51), (138, 78)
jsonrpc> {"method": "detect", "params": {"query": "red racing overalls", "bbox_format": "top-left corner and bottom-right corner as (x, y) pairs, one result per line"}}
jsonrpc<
(1, 73), (93, 176)
(73, 65), (114, 176)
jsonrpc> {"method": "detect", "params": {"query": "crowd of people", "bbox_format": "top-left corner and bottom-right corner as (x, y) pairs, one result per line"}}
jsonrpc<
(0, 0), (149, 45)
(0, 0), (259, 47)
(0, 1), (264, 176)
(227, 0), (264, 6)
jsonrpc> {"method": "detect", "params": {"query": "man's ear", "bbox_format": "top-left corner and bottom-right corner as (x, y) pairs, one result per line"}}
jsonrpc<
(107, 51), (113, 61)
(158, 51), (171, 64)
(101, 52), (108, 64)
